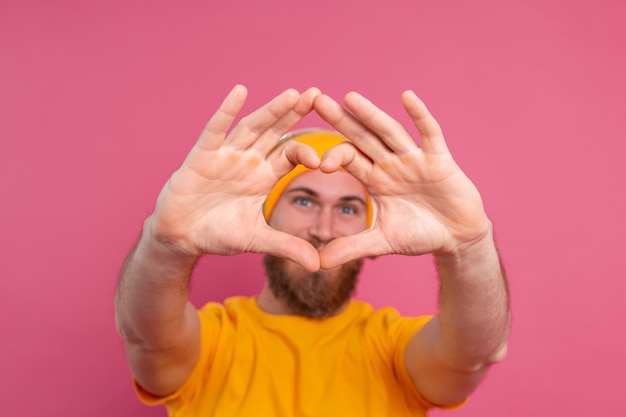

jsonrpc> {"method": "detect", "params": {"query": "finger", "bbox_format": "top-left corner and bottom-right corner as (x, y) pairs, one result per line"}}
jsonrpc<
(319, 142), (371, 182)
(251, 87), (322, 153)
(195, 84), (248, 151)
(401, 90), (449, 154)
(318, 230), (387, 269)
(314, 94), (391, 162)
(343, 91), (418, 155)
(257, 227), (321, 272)
(271, 87), (321, 134)
(267, 138), (321, 175)
(224, 88), (300, 150)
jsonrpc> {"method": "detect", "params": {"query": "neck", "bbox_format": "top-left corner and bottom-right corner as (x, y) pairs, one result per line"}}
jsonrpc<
(256, 281), (292, 315)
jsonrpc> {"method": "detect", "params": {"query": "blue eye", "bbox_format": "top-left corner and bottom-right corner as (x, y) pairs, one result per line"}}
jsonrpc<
(340, 206), (357, 215)
(295, 197), (312, 207)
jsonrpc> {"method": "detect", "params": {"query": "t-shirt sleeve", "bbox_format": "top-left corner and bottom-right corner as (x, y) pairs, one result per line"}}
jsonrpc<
(386, 312), (466, 411)
(133, 303), (224, 410)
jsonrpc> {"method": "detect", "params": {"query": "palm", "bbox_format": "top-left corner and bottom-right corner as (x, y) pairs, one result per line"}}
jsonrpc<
(314, 91), (490, 268)
(156, 147), (283, 255)
(361, 149), (485, 255)
(149, 85), (323, 271)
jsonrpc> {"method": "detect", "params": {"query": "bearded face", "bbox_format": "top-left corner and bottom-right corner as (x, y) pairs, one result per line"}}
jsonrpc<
(262, 169), (369, 318)
(263, 254), (363, 319)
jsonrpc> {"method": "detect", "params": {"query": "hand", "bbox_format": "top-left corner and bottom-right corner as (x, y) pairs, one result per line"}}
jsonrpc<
(313, 91), (491, 269)
(149, 85), (323, 271)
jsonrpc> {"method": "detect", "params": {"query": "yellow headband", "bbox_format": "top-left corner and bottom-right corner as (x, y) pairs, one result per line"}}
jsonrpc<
(263, 130), (372, 226)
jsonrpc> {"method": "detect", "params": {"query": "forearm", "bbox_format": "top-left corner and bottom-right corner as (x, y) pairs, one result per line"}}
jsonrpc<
(434, 222), (510, 371)
(115, 215), (200, 350)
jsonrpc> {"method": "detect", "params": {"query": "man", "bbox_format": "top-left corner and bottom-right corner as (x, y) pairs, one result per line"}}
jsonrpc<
(115, 85), (510, 416)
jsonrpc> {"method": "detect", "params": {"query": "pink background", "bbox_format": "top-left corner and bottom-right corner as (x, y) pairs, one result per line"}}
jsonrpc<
(2, 0), (625, 415)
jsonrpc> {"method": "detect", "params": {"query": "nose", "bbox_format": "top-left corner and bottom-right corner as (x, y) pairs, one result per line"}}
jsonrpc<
(308, 207), (337, 247)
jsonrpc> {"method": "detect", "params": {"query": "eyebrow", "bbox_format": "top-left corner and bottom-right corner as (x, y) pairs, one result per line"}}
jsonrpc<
(285, 187), (368, 207)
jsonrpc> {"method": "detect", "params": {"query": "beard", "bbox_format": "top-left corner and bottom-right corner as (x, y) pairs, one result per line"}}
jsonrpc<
(263, 253), (363, 319)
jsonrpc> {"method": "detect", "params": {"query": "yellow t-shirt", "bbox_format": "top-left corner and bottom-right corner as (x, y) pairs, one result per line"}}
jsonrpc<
(137, 297), (439, 416)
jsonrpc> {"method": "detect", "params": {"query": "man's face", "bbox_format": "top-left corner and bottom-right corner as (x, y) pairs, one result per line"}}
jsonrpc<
(265, 169), (369, 318)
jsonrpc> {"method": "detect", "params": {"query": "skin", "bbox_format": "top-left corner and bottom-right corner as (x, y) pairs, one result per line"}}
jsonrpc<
(116, 86), (325, 397)
(258, 169), (368, 317)
(313, 91), (510, 405)
(115, 85), (510, 407)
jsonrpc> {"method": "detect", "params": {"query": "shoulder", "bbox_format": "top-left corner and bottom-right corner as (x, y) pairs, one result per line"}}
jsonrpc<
(198, 296), (255, 318)
(352, 301), (432, 333)
(344, 301), (433, 350)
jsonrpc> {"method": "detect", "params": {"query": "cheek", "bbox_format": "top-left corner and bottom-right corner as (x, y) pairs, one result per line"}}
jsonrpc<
(336, 217), (368, 236)
(269, 207), (309, 234)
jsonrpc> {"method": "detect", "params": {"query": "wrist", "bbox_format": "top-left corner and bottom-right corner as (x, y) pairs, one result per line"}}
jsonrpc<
(435, 221), (497, 267)
(139, 216), (202, 268)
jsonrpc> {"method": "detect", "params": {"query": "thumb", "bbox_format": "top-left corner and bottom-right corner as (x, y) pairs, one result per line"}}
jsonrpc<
(259, 228), (321, 272)
(318, 230), (386, 269)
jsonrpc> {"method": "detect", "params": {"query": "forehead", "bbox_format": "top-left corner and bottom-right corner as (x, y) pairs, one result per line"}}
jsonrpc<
(283, 169), (367, 201)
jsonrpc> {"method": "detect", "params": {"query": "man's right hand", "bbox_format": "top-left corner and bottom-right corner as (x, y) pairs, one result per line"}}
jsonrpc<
(148, 85), (323, 271)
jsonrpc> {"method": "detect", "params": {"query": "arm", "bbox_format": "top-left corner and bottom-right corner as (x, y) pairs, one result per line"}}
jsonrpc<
(115, 227), (201, 397)
(115, 85), (323, 396)
(406, 228), (509, 405)
(313, 91), (510, 405)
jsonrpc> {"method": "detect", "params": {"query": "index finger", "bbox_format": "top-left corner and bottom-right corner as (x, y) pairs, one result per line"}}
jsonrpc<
(313, 94), (391, 162)
(343, 91), (417, 155)
(248, 87), (322, 154)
